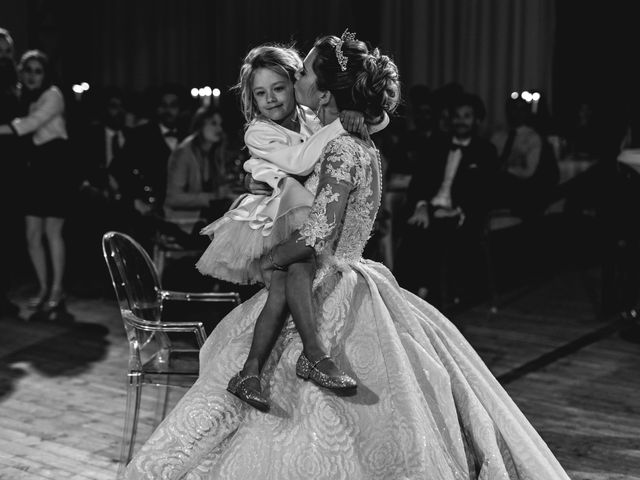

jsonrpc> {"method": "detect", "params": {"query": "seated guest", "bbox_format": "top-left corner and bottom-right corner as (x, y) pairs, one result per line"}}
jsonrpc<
(164, 103), (237, 243)
(491, 96), (558, 217)
(114, 83), (186, 217)
(395, 84), (433, 175)
(78, 86), (130, 206)
(112, 83), (187, 249)
(69, 86), (132, 296)
(396, 93), (498, 307)
(610, 105), (640, 341)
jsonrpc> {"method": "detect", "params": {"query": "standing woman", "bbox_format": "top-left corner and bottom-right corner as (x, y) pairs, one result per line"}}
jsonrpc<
(0, 50), (71, 317)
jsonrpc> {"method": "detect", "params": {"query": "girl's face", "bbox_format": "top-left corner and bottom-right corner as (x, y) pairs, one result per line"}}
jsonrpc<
(21, 58), (45, 91)
(201, 112), (223, 143)
(294, 48), (321, 110)
(251, 67), (295, 124)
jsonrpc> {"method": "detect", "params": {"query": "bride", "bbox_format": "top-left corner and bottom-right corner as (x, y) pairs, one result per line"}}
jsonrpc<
(125, 32), (570, 479)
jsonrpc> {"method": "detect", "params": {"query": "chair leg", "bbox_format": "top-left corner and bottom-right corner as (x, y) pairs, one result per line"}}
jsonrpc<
(153, 244), (165, 282)
(118, 373), (142, 478)
(154, 377), (170, 426)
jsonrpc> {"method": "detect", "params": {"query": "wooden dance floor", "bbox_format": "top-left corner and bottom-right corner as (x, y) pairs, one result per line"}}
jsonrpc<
(0, 265), (639, 479)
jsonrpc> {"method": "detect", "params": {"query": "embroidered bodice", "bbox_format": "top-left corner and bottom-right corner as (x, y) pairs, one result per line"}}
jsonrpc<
(300, 134), (381, 264)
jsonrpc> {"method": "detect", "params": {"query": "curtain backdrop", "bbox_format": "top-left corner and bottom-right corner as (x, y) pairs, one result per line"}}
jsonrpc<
(380, 0), (556, 130)
(2, 0), (556, 131)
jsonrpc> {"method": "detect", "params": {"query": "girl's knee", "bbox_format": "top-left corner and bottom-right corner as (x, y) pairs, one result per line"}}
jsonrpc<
(287, 259), (316, 278)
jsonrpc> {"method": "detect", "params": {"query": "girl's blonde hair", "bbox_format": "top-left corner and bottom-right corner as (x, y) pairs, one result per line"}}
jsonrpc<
(233, 44), (302, 124)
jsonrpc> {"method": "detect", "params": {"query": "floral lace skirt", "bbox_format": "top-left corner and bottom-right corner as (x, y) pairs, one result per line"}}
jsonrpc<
(125, 260), (570, 480)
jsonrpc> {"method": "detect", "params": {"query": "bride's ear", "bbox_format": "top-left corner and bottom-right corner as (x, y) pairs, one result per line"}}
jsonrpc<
(318, 90), (332, 107)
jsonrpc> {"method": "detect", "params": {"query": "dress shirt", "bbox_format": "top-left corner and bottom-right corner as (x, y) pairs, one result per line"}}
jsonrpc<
(430, 137), (471, 209)
(160, 124), (179, 151)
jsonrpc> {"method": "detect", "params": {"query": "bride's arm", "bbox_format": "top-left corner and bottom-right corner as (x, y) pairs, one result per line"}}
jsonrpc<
(262, 138), (360, 276)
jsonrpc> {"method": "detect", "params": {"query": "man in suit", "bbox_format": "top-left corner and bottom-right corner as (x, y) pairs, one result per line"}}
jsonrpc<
(67, 87), (132, 296)
(113, 84), (187, 249)
(396, 93), (499, 307)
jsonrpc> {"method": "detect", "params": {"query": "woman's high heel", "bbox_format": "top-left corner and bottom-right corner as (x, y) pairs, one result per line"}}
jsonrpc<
(296, 353), (357, 391)
(27, 293), (48, 311)
(227, 371), (270, 412)
(44, 291), (66, 312)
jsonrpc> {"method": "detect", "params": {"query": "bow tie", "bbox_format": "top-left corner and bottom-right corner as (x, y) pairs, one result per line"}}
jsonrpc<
(449, 143), (467, 153)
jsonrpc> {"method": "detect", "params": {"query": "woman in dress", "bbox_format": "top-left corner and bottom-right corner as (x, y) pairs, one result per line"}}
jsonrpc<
(125, 32), (570, 479)
(0, 50), (72, 316)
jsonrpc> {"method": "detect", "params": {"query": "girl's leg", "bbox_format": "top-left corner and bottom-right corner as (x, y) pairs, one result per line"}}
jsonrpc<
(228, 269), (289, 410)
(25, 216), (48, 301)
(285, 258), (342, 377)
(44, 217), (66, 303)
(241, 269), (289, 377)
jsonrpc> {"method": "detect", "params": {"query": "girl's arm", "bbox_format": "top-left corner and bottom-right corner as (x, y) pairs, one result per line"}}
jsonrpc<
(10, 87), (64, 136)
(245, 119), (345, 176)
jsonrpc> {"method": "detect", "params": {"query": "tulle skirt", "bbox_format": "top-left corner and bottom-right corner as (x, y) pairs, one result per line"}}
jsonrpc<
(196, 177), (314, 284)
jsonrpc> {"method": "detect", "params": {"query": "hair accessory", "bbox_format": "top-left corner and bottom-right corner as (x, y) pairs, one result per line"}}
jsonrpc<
(335, 29), (357, 72)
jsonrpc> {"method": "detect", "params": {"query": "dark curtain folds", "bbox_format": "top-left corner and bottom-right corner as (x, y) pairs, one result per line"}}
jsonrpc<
(380, 0), (556, 129)
(2, 0), (556, 131)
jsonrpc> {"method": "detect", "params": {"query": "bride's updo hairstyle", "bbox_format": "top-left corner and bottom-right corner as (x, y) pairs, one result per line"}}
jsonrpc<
(312, 33), (400, 123)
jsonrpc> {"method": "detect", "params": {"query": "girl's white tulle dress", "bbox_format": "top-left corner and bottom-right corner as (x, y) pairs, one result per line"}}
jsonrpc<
(196, 108), (344, 285)
(126, 134), (570, 480)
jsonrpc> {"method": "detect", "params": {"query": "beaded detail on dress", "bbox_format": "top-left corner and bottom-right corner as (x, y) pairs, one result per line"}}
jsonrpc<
(299, 134), (381, 264)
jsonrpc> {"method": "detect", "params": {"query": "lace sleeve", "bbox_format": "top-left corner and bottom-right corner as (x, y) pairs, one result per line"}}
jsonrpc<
(298, 136), (365, 255)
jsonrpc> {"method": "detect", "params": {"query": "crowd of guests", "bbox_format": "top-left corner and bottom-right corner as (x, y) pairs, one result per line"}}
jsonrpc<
(0, 28), (246, 321)
(1, 27), (638, 336)
(377, 81), (639, 330)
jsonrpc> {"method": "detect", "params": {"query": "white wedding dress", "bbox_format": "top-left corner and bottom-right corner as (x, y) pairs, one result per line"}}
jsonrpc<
(125, 134), (570, 479)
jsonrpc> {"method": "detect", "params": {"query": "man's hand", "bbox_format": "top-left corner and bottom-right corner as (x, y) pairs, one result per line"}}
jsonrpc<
(133, 198), (153, 216)
(407, 204), (430, 229)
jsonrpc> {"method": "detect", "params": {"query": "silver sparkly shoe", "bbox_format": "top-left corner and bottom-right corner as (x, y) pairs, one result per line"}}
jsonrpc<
(296, 353), (357, 391)
(227, 372), (269, 412)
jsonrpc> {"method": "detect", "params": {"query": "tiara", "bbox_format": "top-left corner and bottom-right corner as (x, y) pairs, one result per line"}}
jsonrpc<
(335, 29), (357, 71)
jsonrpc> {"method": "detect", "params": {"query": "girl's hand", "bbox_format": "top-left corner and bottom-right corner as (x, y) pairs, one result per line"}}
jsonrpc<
(244, 173), (272, 195)
(259, 253), (274, 288)
(339, 110), (366, 137)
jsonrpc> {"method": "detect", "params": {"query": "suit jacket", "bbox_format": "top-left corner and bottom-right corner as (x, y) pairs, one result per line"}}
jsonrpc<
(406, 134), (499, 229)
(114, 121), (179, 207)
(79, 123), (131, 192)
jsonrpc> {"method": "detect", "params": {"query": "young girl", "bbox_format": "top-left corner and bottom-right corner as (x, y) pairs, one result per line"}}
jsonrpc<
(196, 45), (385, 411)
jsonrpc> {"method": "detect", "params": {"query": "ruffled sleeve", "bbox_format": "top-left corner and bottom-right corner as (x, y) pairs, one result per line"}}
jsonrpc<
(298, 136), (366, 255)
(244, 118), (346, 179)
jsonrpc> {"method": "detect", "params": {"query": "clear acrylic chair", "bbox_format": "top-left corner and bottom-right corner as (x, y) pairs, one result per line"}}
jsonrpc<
(101, 231), (241, 477)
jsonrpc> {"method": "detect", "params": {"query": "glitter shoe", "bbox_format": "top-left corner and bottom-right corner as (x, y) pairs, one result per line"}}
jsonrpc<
(296, 353), (357, 391)
(227, 371), (269, 412)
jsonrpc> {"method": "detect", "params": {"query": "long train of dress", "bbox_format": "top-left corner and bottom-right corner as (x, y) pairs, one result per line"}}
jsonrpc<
(125, 134), (569, 479)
